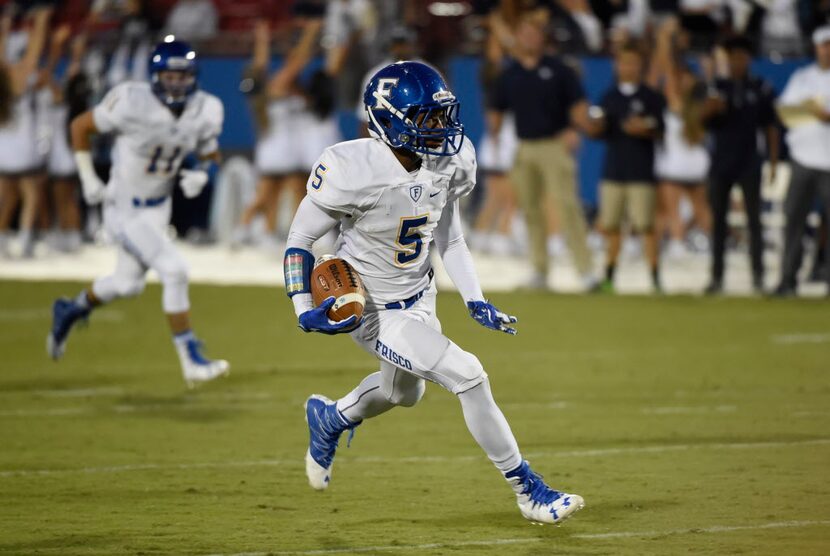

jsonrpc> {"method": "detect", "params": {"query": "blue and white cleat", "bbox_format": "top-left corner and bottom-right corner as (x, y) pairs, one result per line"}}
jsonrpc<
(175, 337), (230, 388)
(304, 394), (359, 490)
(46, 297), (90, 360)
(505, 460), (585, 525)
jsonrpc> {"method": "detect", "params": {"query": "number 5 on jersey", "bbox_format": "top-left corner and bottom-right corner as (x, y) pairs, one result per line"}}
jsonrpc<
(395, 215), (429, 266)
(311, 163), (327, 190)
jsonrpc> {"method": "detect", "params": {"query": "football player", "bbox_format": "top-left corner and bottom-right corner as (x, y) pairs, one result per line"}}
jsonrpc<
(283, 61), (584, 524)
(46, 37), (229, 387)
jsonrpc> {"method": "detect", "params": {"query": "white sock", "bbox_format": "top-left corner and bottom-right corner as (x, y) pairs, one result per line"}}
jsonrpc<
(173, 329), (195, 347)
(336, 372), (396, 422)
(75, 291), (92, 310)
(458, 379), (523, 474)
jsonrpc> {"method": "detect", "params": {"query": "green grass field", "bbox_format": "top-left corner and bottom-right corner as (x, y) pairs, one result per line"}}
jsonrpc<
(0, 280), (828, 555)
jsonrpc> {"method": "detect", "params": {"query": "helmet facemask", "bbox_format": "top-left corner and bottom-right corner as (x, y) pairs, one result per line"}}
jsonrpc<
(152, 70), (196, 107)
(367, 90), (465, 157)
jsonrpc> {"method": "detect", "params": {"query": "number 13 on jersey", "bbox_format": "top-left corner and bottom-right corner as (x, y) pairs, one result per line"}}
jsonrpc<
(395, 214), (429, 266)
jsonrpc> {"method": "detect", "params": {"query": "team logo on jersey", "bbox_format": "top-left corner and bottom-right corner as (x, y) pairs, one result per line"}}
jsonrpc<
(409, 184), (423, 203)
(374, 78), (399, 108)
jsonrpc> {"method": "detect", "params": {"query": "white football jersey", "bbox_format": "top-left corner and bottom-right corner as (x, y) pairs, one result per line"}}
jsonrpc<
(93, 82), (224, 198)
(306, 137), (476, 305)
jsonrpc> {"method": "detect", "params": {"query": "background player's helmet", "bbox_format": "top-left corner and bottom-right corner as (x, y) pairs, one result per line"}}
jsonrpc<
(148, 37), (198, 111)
(363, 61), (464, 157)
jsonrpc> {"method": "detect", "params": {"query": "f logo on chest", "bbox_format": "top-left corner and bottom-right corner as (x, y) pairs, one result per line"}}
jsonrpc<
(375, 78), (399, 108)
(409, 184), (423, 203)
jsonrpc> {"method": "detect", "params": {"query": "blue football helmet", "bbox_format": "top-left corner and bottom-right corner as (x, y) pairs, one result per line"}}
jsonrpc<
(363, 61), (464, 157)
(148, 37), (198, 111)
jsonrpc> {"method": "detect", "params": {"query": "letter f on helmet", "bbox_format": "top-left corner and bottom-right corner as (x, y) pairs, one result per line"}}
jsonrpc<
(374, 78), (399, 108)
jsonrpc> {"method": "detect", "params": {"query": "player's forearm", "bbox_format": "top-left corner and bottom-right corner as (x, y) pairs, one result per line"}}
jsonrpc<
(285, 196), (340, 317)
(440, 237), (484, 303)
(435, 200), (484, 302)
(70, 110), (97, 151)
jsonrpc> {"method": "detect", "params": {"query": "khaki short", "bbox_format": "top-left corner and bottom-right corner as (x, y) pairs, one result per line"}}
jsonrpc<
(598, 181), (657, 233)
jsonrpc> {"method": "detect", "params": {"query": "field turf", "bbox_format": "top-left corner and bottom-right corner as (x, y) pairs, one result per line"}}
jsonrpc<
(0, 280), (828, 555)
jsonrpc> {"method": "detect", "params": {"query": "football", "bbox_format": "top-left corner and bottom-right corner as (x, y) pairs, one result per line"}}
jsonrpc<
(311, 256), (366, 323)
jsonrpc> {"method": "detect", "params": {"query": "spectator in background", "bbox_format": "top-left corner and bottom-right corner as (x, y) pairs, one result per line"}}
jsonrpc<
(355, 25), (419, 137)
(233, 18), (323, 250)
(804, 1), (830, 35)
(773, 25), (830, 297)
(550, 0), (604, 54)
(163, 0), (218, 43)
(584, 42), (665, 293)
(322, 0), (376, 111)
(490, 12), (596, 291)
(234, 17), (343, 251)
(43, 27), (88, 253)
(702, 35), (779, 295)
(759, 0), (805, 58)
(679, 0), (725, 52)
(0, 7), (50, 258)
(651, 18), (711, 259)
(469, 8), (518, 255)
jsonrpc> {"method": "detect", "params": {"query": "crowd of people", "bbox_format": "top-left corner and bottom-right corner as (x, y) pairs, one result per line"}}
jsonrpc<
(1, 0), (829, 297)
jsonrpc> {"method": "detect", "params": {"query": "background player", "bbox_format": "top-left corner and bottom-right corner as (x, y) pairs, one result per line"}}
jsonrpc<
(46, 37), (229, 387)
(283, 61), (584, 525)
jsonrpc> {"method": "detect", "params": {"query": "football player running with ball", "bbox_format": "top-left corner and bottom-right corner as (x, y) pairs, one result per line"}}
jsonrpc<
(284, 61), (584, 525)
(46, 38), (229, 387)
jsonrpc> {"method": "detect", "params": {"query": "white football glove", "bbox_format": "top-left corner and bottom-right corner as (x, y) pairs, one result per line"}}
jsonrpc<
(179, 169), (209, 199)
(74, 151), (106, 205)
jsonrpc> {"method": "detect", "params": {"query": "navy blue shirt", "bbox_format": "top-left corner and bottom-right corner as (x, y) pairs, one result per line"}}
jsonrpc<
(598, 84), (666, 183)
(491, 55), (585, 139)
(706, 76), (777, 178)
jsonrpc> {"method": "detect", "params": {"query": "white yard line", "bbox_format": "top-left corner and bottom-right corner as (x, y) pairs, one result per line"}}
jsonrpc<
(33, 387), (125, 398)
(641, 405), (737, 415)
(771, 333), (830, 344)
(0, 402), (275, 417)
(2, 438), (828, 479)
(205, 519), (830, 556)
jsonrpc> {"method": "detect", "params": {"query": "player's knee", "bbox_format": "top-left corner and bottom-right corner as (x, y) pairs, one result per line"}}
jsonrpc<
(387, 380), (425, 407)
(437, 343), (488, 394)
(115, 276), (145, 298)
(157, 257), (189, 287)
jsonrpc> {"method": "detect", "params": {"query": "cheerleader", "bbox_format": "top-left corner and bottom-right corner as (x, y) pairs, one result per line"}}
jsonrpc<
(652, 18), (712, 258)
(0, 7), (50, 257)
(235, 17), (340, 249)
(469, 8), (519, 255)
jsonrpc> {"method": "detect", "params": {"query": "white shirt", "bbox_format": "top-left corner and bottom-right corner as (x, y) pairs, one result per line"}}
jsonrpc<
(296, 137), (478, 307)
(778, 64), (830, 171)
(93, 82), (224, 198)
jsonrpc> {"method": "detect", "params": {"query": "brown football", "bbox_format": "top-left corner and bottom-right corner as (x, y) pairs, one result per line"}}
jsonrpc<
(311, 256), (366, 323)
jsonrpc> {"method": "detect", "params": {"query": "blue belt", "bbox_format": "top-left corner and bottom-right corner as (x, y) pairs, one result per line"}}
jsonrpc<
(384, 269), (434, 310)
(132, 195), (168, 208)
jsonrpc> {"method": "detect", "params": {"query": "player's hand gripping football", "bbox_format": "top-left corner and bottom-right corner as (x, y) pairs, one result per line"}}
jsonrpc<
(466, 301), (518, 335)
(299, 296), (359, 335)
